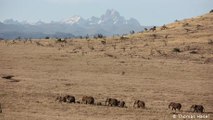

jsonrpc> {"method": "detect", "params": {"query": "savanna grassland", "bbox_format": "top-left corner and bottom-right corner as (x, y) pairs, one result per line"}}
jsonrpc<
(0, 13), (213, 120)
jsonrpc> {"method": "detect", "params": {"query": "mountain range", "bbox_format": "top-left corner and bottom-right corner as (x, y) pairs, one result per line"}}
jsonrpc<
(0, 9), (148, 39)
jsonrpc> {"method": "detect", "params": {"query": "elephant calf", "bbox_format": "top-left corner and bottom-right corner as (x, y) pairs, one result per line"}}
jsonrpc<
(133, 100), (145, 108)
(168, 102), (182, 111)
(82, 96), (95, 104)
(190, 105), (205, 113)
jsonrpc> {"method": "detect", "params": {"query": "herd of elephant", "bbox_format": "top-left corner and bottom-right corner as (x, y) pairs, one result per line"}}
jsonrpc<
(55, 95), (205, 113)
(168, 102), (205, 113)
(55, 95), (145, 108)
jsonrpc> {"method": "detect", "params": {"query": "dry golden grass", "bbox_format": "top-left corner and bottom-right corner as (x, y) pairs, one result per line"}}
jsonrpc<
(0, 13), (213, 120)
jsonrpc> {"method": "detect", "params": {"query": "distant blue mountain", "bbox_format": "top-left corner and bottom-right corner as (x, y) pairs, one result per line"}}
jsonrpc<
(0, 9), (149, 39)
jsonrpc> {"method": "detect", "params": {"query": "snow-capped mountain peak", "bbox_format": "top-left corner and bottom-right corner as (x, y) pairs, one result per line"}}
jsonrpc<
(64, 15), (83, 25)
(3, 19), (21, 25)
(60, 9), (140, 26)
(0, 9), (144, 39)
(99, 9), (122, 24)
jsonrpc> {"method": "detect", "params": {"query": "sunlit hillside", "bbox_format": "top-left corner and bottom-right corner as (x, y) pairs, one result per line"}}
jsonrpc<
(0, 13), (213, 120)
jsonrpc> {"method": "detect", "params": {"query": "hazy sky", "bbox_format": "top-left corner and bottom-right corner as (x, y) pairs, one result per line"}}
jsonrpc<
(0, 0), (212, 26)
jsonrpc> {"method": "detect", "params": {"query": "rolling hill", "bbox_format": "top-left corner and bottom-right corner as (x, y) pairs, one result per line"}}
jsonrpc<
(0, 12), (213, 120)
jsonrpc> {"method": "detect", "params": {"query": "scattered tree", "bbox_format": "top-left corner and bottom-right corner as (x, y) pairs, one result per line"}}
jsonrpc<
(161, 24), (168, 30)
(85, 34), (89, 39)
(45, 36), (50, 39)
(57, 38), (67, 43)
(150, 26), (156, 31)
(94, 34), (104, 39)
(16, 36), (21, 40)
(130, 30), (135, 34)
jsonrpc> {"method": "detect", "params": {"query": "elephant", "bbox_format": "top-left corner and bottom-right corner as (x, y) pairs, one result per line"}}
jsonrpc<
(118, 101), (126, 108)
(55, 95), (75, 103)
(190, 105), (205, 113)
(64, 95), (75, 103)
(168, 102), (182, 111)
(133, 100), (145, 108)
(105, 98), (119, 107)
(82, 96), (95, 104)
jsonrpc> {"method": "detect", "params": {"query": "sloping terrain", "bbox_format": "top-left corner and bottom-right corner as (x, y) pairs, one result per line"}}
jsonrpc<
(0, 13), (213, 120)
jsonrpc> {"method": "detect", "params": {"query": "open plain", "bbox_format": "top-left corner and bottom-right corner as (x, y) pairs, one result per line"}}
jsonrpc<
(0, 13), (213, 120)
